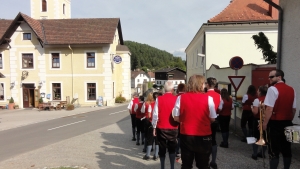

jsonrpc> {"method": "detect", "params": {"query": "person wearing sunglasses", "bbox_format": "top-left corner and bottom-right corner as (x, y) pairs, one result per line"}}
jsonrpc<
(263, 69), (296, 169)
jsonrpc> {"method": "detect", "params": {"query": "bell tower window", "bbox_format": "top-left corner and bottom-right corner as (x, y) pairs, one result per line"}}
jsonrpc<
(42, 0), (47, 12)
(63, 4), (65, 14)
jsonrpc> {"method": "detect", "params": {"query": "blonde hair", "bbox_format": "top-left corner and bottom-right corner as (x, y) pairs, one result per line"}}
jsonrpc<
(145, 93), (154, 104)
(187, 74), (205, 93)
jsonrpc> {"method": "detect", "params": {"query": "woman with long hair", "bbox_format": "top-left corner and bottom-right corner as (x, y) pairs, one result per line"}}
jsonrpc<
(241, 85), (257, 142)
(173, 74), (217, 169)
(218, 88), (233, 148)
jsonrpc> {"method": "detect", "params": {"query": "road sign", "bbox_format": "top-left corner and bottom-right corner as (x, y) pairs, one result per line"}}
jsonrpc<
(229, 56), (244, 70)
(228, 76), (245, 92)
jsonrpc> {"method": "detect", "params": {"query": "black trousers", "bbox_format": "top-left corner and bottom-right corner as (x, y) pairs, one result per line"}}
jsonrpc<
(267, 120), (293, 159)
(145, 119), (158, 146)
(180, 134), (212, 169)
(157, 128), (178, 157)
(130, 114), (136, 129)
(241, 110), (253, 130)
(211, 121), (218, 146)
(218, 115), (231, 133)
(136, 118), (144, 134)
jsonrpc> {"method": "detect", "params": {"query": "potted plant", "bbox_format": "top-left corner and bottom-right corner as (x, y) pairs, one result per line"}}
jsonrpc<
(8, 97), (15, 110)
(66, 103), (74, 110)
(38, 97), (44, 109)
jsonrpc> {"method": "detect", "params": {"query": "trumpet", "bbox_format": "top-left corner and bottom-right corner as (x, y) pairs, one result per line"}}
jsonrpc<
(256, 101), (266, 146)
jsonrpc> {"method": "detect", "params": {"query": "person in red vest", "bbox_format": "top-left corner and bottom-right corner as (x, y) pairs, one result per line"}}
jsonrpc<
(241, 85), (257, 142)
(251, 85), (268, 160)
(175, 83), (186, 158)
(141, 93), (154, 154)
(173, 75), (217, 169)
(218, 88), (233, 148)
(152, 81), (178, 169)
(127, 92), (139, 141)
(206, 77), (221, 169)
(134, 96), (145, 145)
(142, 92), (160, 161)
(263, 69), (296, 169)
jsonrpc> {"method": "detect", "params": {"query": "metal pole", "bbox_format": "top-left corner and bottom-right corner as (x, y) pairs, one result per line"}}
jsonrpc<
(234, 91), (237, 131)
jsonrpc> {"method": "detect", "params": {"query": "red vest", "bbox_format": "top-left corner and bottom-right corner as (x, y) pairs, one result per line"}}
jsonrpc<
(271, 83), (295, 121)
(135, 102), (144, 119)
(157, 93), (178, 129)
(180, 92), (211, 136)
(219, 98), (233, 116)
(148, 102), (155, 122)
(206, 90), (221, 111)
(254, 96), (266, 119)
(131, 97), (139, 114)
(243, 94), (256, 110)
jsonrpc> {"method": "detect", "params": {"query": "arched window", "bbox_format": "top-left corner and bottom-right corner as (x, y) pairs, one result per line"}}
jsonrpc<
(42, 0), (47, 12)
(63, 4), (65, 14)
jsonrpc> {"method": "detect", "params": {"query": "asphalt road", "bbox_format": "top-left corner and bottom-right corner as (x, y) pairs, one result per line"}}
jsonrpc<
(0, 105), (129, 162)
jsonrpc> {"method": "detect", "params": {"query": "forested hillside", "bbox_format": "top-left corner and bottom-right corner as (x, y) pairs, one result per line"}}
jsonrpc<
(124, 41), (186, 71)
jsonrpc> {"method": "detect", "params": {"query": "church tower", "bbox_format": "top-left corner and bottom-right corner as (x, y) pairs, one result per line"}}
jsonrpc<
(30, 0), (71, 19)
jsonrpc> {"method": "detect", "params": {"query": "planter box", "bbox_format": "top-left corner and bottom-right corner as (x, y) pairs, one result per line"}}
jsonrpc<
(8, 103), (15, 110)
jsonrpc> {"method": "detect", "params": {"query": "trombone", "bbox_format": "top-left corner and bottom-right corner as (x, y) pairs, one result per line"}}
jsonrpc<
(256, 101), (266, 146)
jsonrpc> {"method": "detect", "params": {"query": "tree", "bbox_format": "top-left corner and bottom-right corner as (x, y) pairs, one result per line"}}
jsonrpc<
(252, 32), (277, 64)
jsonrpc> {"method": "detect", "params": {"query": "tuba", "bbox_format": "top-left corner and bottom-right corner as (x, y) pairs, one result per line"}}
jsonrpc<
(256, 101), (266, 145)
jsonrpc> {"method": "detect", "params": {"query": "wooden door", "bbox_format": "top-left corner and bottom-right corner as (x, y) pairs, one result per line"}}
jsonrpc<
(23, 88), (30, 108)
(34, 89), (40, 108)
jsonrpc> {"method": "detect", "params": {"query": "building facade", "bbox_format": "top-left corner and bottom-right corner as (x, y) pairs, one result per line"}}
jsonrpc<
(155, 67), (186, 88)
(0, 1), (131, 108)
(186, 0), (279, 80)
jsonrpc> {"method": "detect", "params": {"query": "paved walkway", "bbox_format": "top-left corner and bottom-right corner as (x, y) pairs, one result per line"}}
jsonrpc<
(0, 105), (300, 169)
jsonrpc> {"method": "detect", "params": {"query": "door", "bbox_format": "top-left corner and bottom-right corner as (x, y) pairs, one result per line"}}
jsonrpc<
(34, 89), (40, 108)
(23, 88), (30, 108)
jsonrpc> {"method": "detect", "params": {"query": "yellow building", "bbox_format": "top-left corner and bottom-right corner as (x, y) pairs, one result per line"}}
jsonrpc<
(0, 0), (131, 108)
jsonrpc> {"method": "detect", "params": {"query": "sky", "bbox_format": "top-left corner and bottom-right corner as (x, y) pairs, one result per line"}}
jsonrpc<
(0, 0), (230, 60)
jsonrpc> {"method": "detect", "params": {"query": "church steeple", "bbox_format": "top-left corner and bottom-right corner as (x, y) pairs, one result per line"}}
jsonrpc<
(30, 0), (71, 19)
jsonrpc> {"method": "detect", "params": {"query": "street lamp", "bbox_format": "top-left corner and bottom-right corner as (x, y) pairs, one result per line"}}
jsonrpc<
(197, 53), (206, 76)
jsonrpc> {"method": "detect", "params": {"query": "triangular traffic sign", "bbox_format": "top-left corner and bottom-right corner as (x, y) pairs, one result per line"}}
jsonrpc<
(228, 76), (245, 92)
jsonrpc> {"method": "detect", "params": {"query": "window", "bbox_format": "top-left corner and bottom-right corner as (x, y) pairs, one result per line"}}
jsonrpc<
(0, 83), (4, 100)
(42, 0), (47, 12)
(87, 52), (95, 68)
(52, 53), (60, 68)
(87, 83), (96, 100)
(137, 79), (140, 82)
(63, 4), (65, 14)
(23, 33), (31, 40)
(168, 74), (174, 79)
(22, 54), (34, 68)
(52, 83), (61, 100)
(0, 54), (2, 69)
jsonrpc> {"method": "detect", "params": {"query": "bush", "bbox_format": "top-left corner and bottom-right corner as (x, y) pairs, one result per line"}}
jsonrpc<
(9, 97), (14, 103)
(115, 94), (126, 103)
(39, 97), (43, 103)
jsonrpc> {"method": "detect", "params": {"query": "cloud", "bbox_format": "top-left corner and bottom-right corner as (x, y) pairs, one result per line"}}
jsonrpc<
(171, 48), (186, 60)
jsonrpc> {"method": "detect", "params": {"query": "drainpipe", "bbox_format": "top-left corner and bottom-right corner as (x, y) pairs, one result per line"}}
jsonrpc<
(68, 45), (74, 99)
(264, 0), (283, 69)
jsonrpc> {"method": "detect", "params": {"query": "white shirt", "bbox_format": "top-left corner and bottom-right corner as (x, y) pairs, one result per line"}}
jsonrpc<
(127, 99), (133, 109)
(172, 95), (217, 118)
(253, 98), (260, 107)
(264, 82), (296, 108)
(151, 98), (159, 128)
(218, 99), (234, 110)
(242, 94), (248, 103)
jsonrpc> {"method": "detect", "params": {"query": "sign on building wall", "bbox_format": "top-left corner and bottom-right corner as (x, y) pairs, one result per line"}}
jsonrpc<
(113, 55), (122, 64)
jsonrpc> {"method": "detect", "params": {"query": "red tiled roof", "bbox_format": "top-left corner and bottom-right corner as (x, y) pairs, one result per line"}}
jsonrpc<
(0, 13), (122, 45)
(0, 20), (13, 40)
(147, 72), (155, 78)
(131, 70), (146, 79)
(208, 0), (278, 23)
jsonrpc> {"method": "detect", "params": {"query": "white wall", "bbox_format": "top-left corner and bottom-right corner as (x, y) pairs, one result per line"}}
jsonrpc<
(280, 0), (300, 124)
(133, 74), (149, 88)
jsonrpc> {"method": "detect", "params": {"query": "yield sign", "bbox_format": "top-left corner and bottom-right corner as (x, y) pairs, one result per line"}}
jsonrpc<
(228, 76), (245, 92)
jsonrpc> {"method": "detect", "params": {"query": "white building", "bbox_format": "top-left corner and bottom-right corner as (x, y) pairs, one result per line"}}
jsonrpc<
(131, 70), (149, 88)
(186, 0), (278, 80)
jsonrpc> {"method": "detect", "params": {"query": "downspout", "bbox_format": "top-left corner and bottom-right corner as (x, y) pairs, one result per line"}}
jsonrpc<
(68, 45), (74, 99)
(264, 0), (283, 69)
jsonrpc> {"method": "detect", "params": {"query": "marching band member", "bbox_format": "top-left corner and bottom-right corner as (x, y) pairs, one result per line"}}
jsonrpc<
(263, 69), (296, 169)
(152, 81), (178, 169)
(134, 96), (145, 145)
(173, 75), (217, 169)
(175, 83), (186, 157)
(251, 85), (268, 160)
(218, 88), (233, 148)
(127, 92), (139, 141)
(205, 77), (221, 169)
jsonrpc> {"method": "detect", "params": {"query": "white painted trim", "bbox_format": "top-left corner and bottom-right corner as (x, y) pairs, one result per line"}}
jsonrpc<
(19, 52), (36, 70)
(49, 51), (62, 70)
(84, 81), (98, 102)
(84, 50), (98, 70)
(49, 81), (64, 101)
(205, 30), (278, 34)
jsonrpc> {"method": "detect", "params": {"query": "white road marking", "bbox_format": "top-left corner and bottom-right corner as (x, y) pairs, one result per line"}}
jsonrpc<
(109, 110), (127, 115)
(48, 120), (86, 131)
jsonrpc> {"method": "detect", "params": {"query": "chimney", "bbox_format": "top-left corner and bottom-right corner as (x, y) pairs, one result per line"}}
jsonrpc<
(269, 0), (279, 18)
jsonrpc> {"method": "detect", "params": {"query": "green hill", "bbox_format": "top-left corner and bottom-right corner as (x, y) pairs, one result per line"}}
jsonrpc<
(124, 41), (186, 72)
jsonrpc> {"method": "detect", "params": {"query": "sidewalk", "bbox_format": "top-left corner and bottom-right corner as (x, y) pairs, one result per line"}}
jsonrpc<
(0, 103), (127, 131)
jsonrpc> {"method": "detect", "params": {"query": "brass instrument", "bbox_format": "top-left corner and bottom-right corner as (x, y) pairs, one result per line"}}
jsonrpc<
(256, 101), (266, 146)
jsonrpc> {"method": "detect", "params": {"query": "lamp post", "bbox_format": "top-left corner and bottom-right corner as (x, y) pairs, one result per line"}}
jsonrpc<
(197, 53), (206, 76)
